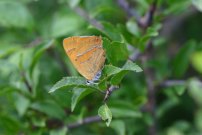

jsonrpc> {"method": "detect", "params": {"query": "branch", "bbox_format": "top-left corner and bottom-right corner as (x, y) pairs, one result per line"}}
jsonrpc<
(66, 86), (119, 129)
(104, 0), (158, 104)
(139, 0), (157, 28)
(117, 0), (141, 23)
(42, 79), (189, 130)
(104, 85), (119, 102)
(26, 38), (42, 48)
(21, 71), (32, 93)
(67, 115), (102, 129)
(142, 57), (157, 135)
(129, 48), (142, 61)
(139, 1), (158, 135)
(64, 0), (159, 131)
(73, 6), (103, 31)
(160, 80), (186, 87)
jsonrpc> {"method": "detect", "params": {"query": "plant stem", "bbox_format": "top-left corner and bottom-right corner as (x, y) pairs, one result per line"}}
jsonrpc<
(73, 6), (103, 31)
(68, 115), (102, 129)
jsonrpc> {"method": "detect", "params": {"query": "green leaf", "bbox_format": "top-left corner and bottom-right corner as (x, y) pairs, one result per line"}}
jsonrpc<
(71, 88), (94, 112)
(102, 61), (142, 85)
(126, 19), (140, 37)
(157, 96), (179, 118)
(0, 45), (21, 59)
(49, 77), (86, 93)
(103, 38), (128, 65)
(0, 1), (33, 28)
(110, 107), (142, 118)
(101, 22), (123, 42)
(0, 85), (14, 96)
(0, 114), (20, 135)
(172, 85), (186, 95)
(164, 1), (191, 15)
(98, 78), (108, 90)
(166, 121), (190, 135)
(49, 76), (99, 93)
(111, 61), (143, 84)
(68, 0), (81, 8)
(103, 65), (122, 77)
(172, 40), (196, 77)
(110, 120), (125, 135)
(110, 71), (128, 85)
(50, 127), (68, 135)
(138, 25), (160, 51)
(84, 0), (115, 12)
(93, 6), (125, 24)
(122, 60), (143, 72)
(31, 117), (46, 127)
(191, 51), (202, 74)
(6, 46), (34, 73)
(109, 100), (142, 118)
(30, 40), (54, 75)
(50, 10), (85, 38)
(31, 100), (66, 119)
(188, 78), (202, 105)
(117, 24), (136, 45)
(32, 64), (40, 95)
(98, 104), (112, 127)
(192, 0), (202, 12)
(195, 109), (202, 132)
(98, 65), (121, 88)
(136, 0), (149, 9)
(14, 93), (30, 116)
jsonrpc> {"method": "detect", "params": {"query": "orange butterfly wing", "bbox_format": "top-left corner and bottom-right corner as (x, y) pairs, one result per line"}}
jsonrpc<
(63, 36), (105, 80)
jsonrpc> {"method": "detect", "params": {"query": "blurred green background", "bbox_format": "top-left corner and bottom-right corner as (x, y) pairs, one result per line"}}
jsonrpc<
(1, 0), (202, 135)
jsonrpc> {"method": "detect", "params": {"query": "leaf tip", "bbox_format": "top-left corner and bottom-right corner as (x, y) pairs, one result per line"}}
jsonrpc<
(48, 88), (55, 93)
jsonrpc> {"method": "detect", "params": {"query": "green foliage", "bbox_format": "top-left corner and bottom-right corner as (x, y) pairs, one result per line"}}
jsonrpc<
(126, 19), (140, 37)
(138, 24), (161, 51)
(101, 22), (123, 42)
(102, 61), (142, 85)
(192, 0), (202, 12)
(98, 104), (112, 127)
(110, 120), (125, 135)
(188, 78), (202, 106)
(103, 39), (129, 65)
(50, 10), (85, 38)
(14, 92), (30, 116)
(191, 50), (202, 73)
(50, 127), (68, 135)
(0, 1), (33, 28)
(71, 88), (93, 111)
(30, 40), (54, 74)
(68, 0), (81, 8)
(0, 0), (202, 134)
(49, 77), (87, 93)
(31, 100), (66, 119)
(172, 40), (196, 77)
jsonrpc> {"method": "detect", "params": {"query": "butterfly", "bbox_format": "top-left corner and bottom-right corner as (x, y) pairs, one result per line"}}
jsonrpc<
(63, 36), (106, 84)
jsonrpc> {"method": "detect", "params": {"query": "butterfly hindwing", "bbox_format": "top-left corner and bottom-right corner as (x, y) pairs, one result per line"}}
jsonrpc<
(63, 36), (105, 80)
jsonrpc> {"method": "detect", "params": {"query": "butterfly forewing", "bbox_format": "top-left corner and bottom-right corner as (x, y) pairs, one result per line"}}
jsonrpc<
(63, 36), (105, 80)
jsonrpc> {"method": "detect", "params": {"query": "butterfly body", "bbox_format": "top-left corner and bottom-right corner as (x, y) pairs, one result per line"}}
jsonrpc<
(63, 36), (105, 82)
